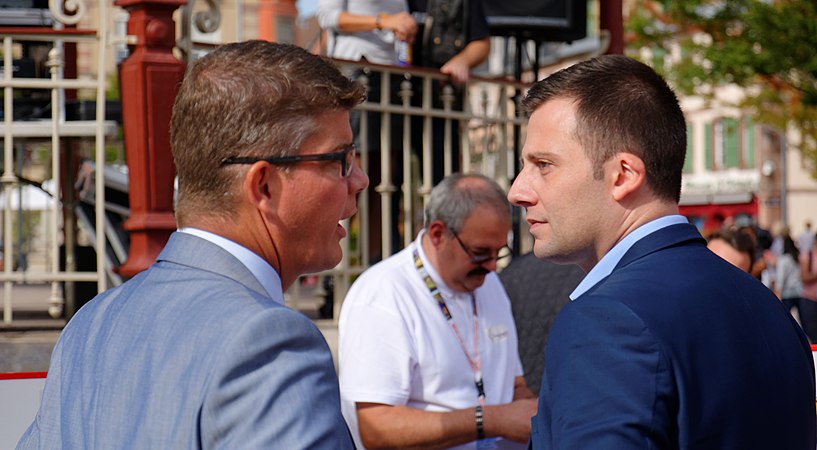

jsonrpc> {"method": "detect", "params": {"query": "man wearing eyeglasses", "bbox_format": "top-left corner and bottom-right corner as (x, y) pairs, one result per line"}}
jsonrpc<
(338, 173), (537, 450)
(17, 41), (367, 449)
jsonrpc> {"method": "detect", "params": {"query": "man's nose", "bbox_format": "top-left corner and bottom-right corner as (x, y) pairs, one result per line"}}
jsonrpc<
(350, 163), (369, 194)
(508, 173), (532, 207)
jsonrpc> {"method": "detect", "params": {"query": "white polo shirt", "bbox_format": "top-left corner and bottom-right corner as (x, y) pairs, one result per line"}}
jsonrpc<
(338, 232), (525, 450)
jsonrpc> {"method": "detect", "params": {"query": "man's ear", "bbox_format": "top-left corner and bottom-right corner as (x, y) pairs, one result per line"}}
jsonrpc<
(426, 220), (448, 246)
(244, 162), (281, 213)
(609, 152), (646, 202)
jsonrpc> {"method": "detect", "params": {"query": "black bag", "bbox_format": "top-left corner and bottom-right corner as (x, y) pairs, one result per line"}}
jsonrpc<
(422, 0), (469, 68)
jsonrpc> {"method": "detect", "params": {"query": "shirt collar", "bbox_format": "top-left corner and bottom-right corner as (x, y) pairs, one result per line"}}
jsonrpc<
(178, 227), (284, 304)
(413, 230), (471, 300)
(570, 215), (688, 300)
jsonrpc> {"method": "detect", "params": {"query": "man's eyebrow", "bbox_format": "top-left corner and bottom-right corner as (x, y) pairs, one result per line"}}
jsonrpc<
(521, 150), (556, 161)
(331, 143), (354, 151)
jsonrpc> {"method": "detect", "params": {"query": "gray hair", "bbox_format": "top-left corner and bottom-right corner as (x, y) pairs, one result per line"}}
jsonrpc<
(423, 173), (511, 233)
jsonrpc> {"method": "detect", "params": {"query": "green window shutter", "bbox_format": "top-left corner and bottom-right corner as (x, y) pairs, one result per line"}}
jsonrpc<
(722, 118), (740, 168)
(743, 117), (755, 168)
(684, 123), (694, 173)
(651, 47), (666, 72)
(705, 122), (713, 170)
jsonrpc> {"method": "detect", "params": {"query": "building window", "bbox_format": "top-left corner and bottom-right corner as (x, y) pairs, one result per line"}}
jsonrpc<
(705, 116), (755, 171)
(743, 116), (755, 168)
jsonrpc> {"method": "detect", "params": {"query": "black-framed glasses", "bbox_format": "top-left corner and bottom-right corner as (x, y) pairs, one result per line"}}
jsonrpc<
(451, 230), (511, 265)
(220, 144), (357, 178)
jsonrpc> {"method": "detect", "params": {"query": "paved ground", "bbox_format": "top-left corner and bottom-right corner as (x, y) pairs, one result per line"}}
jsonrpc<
(0, 284), (61, 372)
(0, 283), (340, 373)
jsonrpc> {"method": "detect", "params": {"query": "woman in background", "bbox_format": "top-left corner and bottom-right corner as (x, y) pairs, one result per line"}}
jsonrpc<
(772, 235), (817, 342)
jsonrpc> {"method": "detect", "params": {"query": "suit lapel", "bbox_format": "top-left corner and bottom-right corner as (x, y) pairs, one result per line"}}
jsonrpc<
(156, 232), (270, 298)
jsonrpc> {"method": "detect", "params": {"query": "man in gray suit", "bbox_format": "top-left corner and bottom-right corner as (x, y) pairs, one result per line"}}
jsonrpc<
(17, 41), (368, 449)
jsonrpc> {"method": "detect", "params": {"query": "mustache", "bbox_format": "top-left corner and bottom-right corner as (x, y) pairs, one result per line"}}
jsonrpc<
(467, 267), (490, 277)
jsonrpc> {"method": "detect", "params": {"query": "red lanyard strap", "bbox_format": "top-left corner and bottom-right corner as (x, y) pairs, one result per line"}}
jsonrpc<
(413, 246), (486, 405)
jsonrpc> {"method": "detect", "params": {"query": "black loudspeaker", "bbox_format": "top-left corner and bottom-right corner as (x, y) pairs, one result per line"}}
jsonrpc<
(483, 0), (587, 43)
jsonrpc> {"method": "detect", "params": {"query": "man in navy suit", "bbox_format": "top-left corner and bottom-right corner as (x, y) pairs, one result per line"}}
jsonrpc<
(18, 41), (367, 449)
(508, 55), (816, 449)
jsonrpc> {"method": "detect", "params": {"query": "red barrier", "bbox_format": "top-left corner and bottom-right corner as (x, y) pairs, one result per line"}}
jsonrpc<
(0, 372), (47, 380)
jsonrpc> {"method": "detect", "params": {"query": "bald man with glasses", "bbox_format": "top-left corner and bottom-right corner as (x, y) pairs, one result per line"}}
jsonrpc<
(338, 173), (537, 450)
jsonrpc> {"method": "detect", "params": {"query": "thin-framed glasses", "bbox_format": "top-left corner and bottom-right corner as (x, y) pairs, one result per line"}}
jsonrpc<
(220, 144), (357, 178)
(451, 230), (511, 264)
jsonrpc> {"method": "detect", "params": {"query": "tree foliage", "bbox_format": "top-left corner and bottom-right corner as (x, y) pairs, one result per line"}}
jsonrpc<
(626, 0), (817, 177)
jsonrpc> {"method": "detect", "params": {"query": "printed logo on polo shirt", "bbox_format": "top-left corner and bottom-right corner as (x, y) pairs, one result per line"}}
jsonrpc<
(487, 325), (508, 343)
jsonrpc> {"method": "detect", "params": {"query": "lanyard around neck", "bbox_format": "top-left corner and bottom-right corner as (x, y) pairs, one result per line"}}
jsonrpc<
(413, 246), (486, 406)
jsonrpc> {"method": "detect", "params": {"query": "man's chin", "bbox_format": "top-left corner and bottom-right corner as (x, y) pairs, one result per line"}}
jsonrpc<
(533, 243), (563, 262)
(464, 274), (488, 290)
(533, 246), (581, 267)
(308, 247), (342, 274)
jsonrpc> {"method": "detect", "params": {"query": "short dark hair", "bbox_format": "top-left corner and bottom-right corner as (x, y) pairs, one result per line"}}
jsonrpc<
(522, 55), (687, 203)
(171, 41), (366, 225)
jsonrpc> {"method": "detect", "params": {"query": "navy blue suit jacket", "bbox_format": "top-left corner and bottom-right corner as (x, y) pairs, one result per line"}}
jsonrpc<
(530, 223), (816, 449)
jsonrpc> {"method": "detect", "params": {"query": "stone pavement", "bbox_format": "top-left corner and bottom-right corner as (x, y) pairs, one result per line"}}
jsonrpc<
(0, 283), (340, 373)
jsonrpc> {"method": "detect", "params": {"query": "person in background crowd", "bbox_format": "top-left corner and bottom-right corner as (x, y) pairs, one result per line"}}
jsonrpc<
(317, 0), (418, 65)
(801, 234), (817, 324)
(17, 41), (367, 449)
(766, 236), (817, 342)
(798, 221), (815, 255)
(706, 228), (755, 272)
(508, 54), (816, 450)
(408, 0), (491, 183)
(738, 224), (771, 281)
(339, 173), (536, 449)
(770, 222), (789, 258)
(408, 0), (490, 84)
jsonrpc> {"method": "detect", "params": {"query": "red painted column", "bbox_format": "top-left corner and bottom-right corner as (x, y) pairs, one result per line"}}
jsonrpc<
(114, 0), (185, 278)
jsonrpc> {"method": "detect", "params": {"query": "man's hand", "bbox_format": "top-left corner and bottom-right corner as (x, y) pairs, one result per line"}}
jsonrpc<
(513, 375), (536, 400)
(383, 12), (418, 43)
(439, 38), (490, 84)
(440, 58), (471, 84)
(484, 398), (538, 443)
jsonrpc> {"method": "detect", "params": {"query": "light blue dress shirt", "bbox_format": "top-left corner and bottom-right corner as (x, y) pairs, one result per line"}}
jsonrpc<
(179, 227), (284, 304)
(570, 215), (689, 300)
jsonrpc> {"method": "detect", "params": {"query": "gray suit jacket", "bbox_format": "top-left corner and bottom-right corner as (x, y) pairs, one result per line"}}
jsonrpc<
(17, 232), (354, 449)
